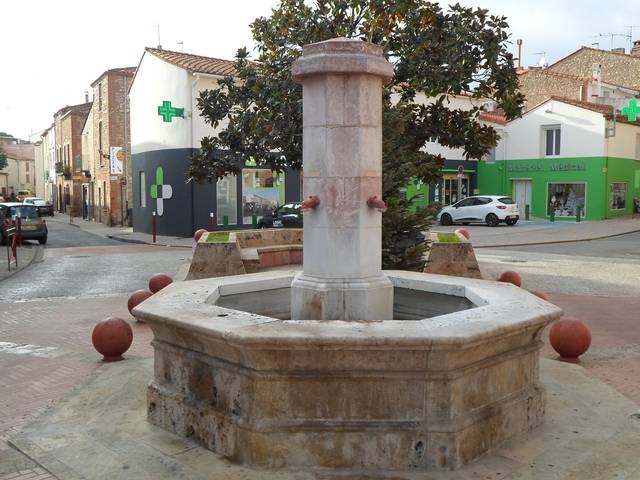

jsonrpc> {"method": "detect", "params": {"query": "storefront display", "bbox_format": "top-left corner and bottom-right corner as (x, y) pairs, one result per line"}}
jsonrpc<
(548, 183), (585, 217)
(610, 183), (627, 210)
(241, 169), (285, 223)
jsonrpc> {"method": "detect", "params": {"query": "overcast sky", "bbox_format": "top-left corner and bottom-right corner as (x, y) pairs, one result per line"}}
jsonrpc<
(1, 0), (638, 140)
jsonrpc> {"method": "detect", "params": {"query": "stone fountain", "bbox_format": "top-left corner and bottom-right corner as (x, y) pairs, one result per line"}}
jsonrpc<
(134, 38), (562, 474)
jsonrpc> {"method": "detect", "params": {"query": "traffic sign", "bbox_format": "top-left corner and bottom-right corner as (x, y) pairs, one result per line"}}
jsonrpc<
(457, 165), (464, 175)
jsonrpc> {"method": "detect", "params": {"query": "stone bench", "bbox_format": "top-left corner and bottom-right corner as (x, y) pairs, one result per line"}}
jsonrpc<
(181, 228), (303, 280)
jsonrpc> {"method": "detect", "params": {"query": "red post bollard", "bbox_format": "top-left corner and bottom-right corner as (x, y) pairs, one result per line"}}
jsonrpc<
(209, 212), (215, 231)
(152, 211), (157, 244)
(16, 217), (22, 246)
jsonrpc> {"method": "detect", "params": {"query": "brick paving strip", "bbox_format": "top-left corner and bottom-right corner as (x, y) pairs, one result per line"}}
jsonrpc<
(0, 295), (153, 479)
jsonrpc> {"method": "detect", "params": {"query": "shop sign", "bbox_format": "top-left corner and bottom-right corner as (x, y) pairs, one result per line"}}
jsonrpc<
(507, 161), (586, 173)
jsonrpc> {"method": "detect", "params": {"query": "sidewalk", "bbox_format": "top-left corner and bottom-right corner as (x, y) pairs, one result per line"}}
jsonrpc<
(53, 217), (193, 248)
(0, 244), (42, 282)
(433, 216), (640, 247)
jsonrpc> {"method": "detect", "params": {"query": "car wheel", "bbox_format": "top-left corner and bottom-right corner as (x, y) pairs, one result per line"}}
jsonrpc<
(38, 236), (47, 245)
(440, 213), (453, 226)
(506, 219), (518, 226)
(486, 213), (499, 227)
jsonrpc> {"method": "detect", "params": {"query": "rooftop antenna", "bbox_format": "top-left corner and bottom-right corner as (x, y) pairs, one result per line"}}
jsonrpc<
(596, 33), (630, 51)
(532, 51), (547, 68)
(625, 26), (640, 51)
(177, 41), (184, 52)
(156, 25), (162, 49)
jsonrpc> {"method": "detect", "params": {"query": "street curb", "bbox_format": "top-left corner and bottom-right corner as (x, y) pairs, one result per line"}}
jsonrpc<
(474, 228), (640, 249)
(107, 234), (192, 249)
(0, 245), (43, 283)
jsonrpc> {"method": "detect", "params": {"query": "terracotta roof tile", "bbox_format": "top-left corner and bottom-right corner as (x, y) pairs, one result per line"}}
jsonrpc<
(548, 96), (614, 115)
(145, 48), (237, 76)
(479, 112), (507, 125)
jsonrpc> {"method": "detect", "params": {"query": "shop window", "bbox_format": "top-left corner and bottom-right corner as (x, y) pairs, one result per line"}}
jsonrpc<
(139, 171), (146, 208)
(548, 183), (585, 217)
(542, 126), (561, 157)
(241, 169), (285, 224)
(610, 183), (626, 210)
(635, 133), (640, 160)
(216, 174), (237, 225)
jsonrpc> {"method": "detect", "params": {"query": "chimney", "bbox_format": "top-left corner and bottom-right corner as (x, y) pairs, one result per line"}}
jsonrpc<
(632, 40), (640, 57)
(84, 91), (89, 103)
(516, 39), (523, 68)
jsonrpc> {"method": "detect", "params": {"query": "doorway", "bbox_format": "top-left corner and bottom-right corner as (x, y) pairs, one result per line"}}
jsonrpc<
(512, 180), (532, 213)
(441, 174), (469, 206)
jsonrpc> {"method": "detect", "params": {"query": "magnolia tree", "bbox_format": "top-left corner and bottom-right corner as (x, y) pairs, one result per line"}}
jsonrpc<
(189, 0), (523, 270)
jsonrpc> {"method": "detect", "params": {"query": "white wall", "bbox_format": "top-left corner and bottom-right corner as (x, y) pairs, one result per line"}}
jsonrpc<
(130, 52), (193, 154)
(494, 100), (606, 160)
(607, 122), (640, 159)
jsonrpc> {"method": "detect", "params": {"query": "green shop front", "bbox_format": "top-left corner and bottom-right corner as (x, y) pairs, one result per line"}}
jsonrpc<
(478, 157), (640, 220)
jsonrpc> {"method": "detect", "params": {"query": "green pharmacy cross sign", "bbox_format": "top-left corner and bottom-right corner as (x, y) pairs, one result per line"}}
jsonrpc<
(622, 99), (640, 122)
(150, 167), (173, 216)
(158, 100), (184, 122)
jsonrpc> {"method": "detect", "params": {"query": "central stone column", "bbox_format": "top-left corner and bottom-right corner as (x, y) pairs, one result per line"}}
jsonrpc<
(290, 38), (394, 321)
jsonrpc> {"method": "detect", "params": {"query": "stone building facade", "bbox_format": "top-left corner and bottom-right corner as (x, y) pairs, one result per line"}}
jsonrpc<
(548, 45), (640, 90)
(0, 143), (35, 198)
(54, 103), (91, 214)
(88, 67), (135, 226)
(518, 69), (587, 111)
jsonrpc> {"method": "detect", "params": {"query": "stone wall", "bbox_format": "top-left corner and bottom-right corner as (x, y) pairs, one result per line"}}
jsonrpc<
(519, 70), (584, 111)
(549, 47), (640, 90)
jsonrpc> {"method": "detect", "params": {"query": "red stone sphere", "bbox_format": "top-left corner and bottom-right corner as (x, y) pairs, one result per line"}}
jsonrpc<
(498, 270), (522, 287)
(149, 273), (173, 293)
(549, 317), (591, 360)
(194, 228), (207, 242)
(530, 290), (549, 301)
(127, 289), (153, 315)
(455, 228), (471, 240)
(92, 317), (133, 362)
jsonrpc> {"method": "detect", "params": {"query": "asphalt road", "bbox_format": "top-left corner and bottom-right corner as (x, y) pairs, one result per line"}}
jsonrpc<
(1, 219), (188, 302)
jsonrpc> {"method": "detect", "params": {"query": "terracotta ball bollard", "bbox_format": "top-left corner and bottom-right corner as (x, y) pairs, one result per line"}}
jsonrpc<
(194, 228), (207, 242)
(498, 270), (522, 287)
(149, 273), (173, 293)
(549, 317), (591, 361)
(454, 228), (470, 240)
(92, 317), (133, 362)
(127, 289), (153, 321)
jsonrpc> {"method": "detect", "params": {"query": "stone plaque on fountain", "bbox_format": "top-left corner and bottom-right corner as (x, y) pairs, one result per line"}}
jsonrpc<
(290, 38), (394, 321)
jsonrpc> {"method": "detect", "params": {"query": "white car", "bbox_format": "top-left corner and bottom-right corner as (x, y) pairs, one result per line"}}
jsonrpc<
(437, 195), (520, 227)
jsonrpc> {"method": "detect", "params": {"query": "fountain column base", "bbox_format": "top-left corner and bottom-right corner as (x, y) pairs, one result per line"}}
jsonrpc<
(291, 272), (393, 320)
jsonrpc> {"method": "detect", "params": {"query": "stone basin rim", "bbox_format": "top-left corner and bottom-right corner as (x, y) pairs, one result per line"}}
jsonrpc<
(133, 270), (562, 348)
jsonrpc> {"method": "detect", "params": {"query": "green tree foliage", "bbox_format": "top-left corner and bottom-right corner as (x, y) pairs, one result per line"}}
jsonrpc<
(189, 0), (523, 270)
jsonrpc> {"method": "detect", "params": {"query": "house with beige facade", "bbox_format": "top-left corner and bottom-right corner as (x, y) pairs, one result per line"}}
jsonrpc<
(0, 143), (35, 198)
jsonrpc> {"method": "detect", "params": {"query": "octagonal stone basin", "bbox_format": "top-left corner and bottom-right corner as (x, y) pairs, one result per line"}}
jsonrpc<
(134, 270), (562, 473)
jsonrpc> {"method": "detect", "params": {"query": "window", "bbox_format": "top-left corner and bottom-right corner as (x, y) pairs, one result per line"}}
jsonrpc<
(543, 126), (561, 156)
(139, 171), (146, 208)
(103, 181), (107, 206)
(548, 183), (585, 217)
(216, 174), (237, 225)
(25, 162), (29, 172)
(610, 183), (627, 210)
(98, 82), (103, 111)
(455, 198), (475, 208)
(26, 174), (30, 184)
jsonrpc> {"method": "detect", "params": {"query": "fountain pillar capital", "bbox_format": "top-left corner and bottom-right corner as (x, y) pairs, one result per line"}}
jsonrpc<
(291, 37), (394, 321)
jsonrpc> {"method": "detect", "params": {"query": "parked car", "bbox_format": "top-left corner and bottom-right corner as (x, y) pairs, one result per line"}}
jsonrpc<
(437, 195), (520, 227)
(16, 190), (34, 201)
(257, 202), (302, 228)
(0, 202), (48, 244)
(23, 197), (54, 216)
